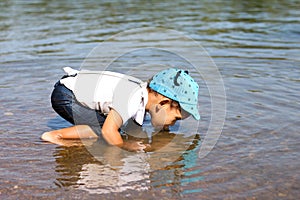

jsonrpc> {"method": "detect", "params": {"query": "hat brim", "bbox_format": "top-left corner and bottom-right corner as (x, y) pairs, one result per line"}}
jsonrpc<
(180, 103), (200, 120)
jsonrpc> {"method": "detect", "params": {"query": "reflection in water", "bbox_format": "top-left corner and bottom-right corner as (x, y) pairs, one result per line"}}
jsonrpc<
(53, 126), (201, 195)
(77, 154), (150, 194)
(54, 146), (99, 188)
(55, 145), (150, 194)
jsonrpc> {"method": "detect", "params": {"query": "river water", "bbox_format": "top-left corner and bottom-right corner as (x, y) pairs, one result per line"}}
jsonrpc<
(0, 0), (299, 199)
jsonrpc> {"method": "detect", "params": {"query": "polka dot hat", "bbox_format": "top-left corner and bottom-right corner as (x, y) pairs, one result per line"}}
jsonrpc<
(149, 68), (200, 120)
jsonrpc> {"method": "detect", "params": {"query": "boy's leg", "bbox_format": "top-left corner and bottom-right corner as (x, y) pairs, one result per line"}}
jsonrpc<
(41, 125), (98, 145)
(51, 82), (105, 136)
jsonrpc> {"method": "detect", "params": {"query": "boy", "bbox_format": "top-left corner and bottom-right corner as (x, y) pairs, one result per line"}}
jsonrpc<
(41, 67), (200, 151)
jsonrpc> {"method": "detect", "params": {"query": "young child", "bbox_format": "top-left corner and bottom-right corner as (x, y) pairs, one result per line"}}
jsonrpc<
(41, 67), (200, 151)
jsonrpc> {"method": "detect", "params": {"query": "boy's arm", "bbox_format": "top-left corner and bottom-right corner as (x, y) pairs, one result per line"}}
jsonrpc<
(102, 109), (124, 146)
(102, 109), (146, 151)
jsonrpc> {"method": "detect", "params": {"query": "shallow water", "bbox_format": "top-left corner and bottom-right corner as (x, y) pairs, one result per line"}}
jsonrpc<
(1, 0), (299, 199)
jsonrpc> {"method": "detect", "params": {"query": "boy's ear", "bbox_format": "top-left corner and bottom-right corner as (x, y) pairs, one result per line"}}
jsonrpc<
(159, 99), (170, 106)
(156, 99), (170, 113)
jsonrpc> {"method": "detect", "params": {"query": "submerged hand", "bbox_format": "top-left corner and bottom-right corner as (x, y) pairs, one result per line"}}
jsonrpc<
(122, 141), (149, 152)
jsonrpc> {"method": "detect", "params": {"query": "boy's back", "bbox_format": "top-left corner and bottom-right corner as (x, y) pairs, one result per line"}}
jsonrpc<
(60, 69), (148, 125)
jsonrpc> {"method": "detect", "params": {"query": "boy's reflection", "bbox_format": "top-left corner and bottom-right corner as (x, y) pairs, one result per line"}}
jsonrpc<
(53, 121), (200, 194)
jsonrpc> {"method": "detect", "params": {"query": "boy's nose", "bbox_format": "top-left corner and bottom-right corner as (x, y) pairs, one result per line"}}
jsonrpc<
(175, 110), (182, 120)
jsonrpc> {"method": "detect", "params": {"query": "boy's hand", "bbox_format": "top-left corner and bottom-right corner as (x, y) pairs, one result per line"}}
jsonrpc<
(122, 140), (148, 152)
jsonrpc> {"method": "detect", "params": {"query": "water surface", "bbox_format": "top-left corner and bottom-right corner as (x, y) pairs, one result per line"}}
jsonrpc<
(0, 0), (299, 199)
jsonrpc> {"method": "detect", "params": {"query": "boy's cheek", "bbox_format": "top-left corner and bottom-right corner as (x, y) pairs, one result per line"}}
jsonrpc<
(150, 117), (165, 127)
(150, 113), (167, 127)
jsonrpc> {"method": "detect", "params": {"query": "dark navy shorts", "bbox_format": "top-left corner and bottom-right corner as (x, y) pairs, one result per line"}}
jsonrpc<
(51, 81), (106, 136)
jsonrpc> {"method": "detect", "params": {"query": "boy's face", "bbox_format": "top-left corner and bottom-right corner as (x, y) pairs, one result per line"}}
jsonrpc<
(149, 98), (188, 128)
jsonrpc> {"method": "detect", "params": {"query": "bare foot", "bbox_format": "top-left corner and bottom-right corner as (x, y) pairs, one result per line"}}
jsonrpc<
(41, 131), (66, 146)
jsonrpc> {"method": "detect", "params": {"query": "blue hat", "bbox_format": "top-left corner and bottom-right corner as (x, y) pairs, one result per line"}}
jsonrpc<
(149, 68), (200, 120)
